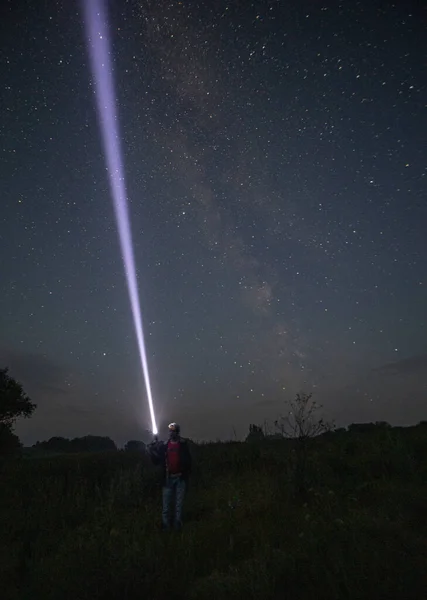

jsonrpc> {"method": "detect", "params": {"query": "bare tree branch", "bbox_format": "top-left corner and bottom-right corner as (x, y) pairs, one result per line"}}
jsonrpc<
(275, 393), (334, 440)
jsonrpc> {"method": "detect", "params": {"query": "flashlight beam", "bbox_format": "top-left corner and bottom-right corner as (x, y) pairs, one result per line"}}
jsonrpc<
(83, 0), (158, 435)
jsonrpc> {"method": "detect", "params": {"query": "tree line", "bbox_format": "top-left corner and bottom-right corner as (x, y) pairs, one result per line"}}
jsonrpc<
(2, 366), (427, 459)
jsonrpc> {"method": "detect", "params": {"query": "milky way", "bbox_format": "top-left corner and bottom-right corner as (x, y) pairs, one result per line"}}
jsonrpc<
(1, 0), (426, 443)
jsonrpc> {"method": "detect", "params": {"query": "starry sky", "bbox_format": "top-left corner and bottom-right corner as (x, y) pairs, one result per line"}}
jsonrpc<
(1, 0), (426, 445)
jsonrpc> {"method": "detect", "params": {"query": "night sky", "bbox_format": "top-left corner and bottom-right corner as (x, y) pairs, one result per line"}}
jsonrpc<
(1, 0), (426, 445)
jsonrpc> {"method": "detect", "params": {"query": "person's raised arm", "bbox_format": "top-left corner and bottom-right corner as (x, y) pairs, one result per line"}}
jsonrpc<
(147, 438), (165, 465)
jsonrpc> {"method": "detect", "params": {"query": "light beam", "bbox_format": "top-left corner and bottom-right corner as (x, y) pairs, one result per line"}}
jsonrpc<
(82, 0), (158, 435)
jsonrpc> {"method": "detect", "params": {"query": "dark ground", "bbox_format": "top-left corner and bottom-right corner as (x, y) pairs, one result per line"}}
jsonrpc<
(1, 426), (427, 600)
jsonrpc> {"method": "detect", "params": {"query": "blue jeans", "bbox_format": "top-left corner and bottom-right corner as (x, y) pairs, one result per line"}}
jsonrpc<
(162, 476), (186, 530)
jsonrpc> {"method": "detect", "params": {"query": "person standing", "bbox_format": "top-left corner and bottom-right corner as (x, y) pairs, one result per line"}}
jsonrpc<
(148, 422), (192, 531)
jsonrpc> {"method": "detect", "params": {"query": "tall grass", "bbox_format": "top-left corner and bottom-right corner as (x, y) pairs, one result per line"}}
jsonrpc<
(1, 431), (426, 599)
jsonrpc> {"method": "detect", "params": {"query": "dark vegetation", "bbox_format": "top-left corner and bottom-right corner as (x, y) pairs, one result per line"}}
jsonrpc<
(0, 367), (36, 456)
(1, 368), (427, 599)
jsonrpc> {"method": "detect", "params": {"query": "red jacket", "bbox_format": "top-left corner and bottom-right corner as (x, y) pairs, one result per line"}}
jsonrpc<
(148, 437), (192, 483)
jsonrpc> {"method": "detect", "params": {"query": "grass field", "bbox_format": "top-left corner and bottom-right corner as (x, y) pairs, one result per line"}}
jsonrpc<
(1, 427), (427, 600)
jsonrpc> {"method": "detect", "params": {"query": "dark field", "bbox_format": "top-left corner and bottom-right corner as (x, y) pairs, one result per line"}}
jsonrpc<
(1, 426), (427, 600)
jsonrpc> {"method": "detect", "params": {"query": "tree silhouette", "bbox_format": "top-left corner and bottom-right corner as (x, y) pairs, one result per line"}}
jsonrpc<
(0, 367), (36, 427)
(275, 392), (334, 496)
(33, 435), (117, 454)
(124, 440), (146, 452)
(0, 423), (22, 455)
(0, 368), (36, 456)
(245, 424), (265, 442)
(274, 392), (333, 440)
